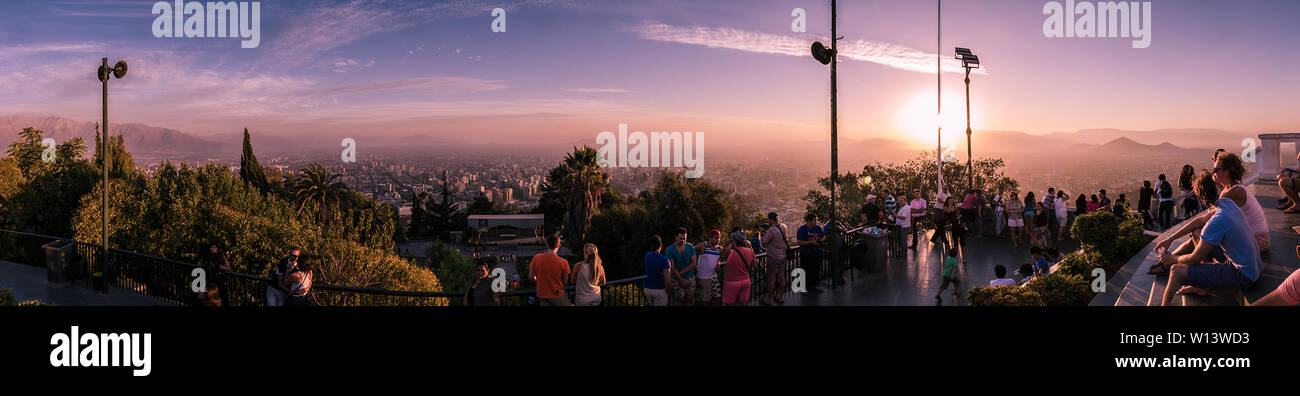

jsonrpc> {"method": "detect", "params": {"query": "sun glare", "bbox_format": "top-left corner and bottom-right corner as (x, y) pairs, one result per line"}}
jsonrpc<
(896, 91), (978, 149)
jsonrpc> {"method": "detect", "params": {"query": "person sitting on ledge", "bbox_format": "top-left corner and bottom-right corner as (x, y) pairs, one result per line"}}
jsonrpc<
(1150, 153), (1270, 261)
(1154, 171), (1261, 306)
(1249, 246), (1300, 306)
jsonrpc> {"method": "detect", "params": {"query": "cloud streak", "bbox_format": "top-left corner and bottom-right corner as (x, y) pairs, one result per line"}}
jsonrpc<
(626, 22), (982, 75)
(563, 88), (630, 93)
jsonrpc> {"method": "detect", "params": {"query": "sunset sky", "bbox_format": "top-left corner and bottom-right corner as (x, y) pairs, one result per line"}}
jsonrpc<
(1, 0), (1297, 148)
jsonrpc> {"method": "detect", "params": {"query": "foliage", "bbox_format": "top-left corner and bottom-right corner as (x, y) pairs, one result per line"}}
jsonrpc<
(585, 172), (753, 279)
(93, 125), (135, 180)
(2, 127), (98, 237)
(540, 146), (610, 249)
(967, 285), (1045, 306)
(858, 150), (1020, 204)
(1054, 247), (1110, 279)
(239, 128), (269, 192)
(409, 171), (466, 241)
(1024, 273), (1094, 306)
(69, 162), (439, 295)
(1071, 210), (1122, 259)
(289, 163), (349, 224)
(428, 241), (474, 293)
(0, 288), (13, 306)
(16, 299), (53, 306)
(0, 158), (24, 210)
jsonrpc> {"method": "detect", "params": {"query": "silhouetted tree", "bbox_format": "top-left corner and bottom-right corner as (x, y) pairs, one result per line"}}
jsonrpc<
(239, 128), (268, 192)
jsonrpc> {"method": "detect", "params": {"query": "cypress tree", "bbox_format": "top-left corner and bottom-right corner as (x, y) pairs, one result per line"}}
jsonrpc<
(239, 128), (268, 192)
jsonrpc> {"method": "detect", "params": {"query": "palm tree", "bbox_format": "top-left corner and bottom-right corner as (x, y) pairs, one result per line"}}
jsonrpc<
(291, 163), (349, 223)
(545, 146), (609, 245)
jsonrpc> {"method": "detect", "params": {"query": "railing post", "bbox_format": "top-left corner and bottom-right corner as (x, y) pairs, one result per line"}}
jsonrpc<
(1258, 134), (1281, 183)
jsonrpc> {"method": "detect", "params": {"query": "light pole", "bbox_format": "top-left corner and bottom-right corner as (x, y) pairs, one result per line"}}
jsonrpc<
(811, 0), (840, 288)
(97, 58), (127, 290)
(954, 48), (979, 192)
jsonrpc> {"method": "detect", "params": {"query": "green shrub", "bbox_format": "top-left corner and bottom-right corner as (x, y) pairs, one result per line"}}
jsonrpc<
(0, 288), (15, 306)
(16, 300), (53, 306)
(968, 285), (1045, 306)
(1024, 273), (1093, 306)
(1071, 210), (1121, 259)
(1055, 248), (1108, 278)
(1116, 213), (1150, 258)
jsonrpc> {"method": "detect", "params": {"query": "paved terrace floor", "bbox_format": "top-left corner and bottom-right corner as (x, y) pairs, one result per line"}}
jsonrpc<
(0, 260), (172, 306)
(786, 228), (1081, 306)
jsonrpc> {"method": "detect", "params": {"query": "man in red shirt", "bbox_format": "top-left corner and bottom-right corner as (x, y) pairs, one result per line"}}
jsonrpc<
(529, 235), (572, 306)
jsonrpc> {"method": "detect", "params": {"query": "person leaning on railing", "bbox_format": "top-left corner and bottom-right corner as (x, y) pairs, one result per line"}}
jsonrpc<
(465, 262), (502, 306)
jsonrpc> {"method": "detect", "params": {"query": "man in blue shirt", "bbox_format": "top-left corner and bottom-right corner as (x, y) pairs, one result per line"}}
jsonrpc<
(1157, 171), (1261, 306)
(796, 213), (826, 293)
(663, 227), (698, 306)
(643, 235), (671, 306)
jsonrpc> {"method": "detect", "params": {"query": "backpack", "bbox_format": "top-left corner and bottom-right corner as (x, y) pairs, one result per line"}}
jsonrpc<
(1159, 181), (1173, 199)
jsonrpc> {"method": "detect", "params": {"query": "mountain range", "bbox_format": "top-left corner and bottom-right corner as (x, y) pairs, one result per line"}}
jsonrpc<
(0, 114), (1255, 161)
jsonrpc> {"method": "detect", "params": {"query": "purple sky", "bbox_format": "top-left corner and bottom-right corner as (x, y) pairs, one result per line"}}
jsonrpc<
(1, 0), (1297, 147)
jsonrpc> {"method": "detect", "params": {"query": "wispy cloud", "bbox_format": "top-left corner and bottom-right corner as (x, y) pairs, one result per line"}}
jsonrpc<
(626, 22), (982, 75)
(0, 42), (106, 57)
(563, 88), (630, 93)
(305, 76), (506, 97)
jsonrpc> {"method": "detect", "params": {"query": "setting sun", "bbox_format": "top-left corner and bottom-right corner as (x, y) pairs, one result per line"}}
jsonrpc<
(896, 91), (981, 151)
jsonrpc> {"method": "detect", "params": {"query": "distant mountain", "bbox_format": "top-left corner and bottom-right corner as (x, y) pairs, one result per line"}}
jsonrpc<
(0, 115), (225, 155)
(1046, 128), (1251, 151)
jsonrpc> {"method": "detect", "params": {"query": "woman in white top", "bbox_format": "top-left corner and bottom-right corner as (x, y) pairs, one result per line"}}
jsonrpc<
(1054, 191), (1068, 241)
(572, 243), (606, 306)
(1161, 153), (1269, 257)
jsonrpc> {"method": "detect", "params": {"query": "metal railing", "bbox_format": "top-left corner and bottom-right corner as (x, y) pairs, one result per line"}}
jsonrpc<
(1, 229), (861, 306)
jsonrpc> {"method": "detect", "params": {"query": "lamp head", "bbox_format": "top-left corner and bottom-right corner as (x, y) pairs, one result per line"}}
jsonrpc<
(811, 41), (835, 65)
(112, 61), (128, 79)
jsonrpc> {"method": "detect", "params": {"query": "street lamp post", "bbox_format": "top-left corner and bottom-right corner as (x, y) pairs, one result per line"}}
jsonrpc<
(811, 0), (840, 289)
(97, 58), (127, 291)
(954, 48), (979, 192)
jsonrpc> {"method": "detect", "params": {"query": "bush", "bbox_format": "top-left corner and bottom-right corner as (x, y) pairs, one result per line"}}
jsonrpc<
(16, 300), (53, 306)
(1116, 213), (1150, 258)
(0, 288), (14, 306)
(1055, 248), (1109, 278)
(1024, 273), (1093, 306)
(1071, 210), (1121, 259)
(968, 285), (1045, 306)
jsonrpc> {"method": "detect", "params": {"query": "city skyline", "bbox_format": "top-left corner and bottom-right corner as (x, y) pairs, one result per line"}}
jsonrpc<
(1, 0), (1297, 150)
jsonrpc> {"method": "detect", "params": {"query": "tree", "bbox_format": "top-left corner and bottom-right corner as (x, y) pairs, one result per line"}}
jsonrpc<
(2, 127), (97, 237)
(239, 128), (268, 192)
(541, 146), (609, 247)
(290, 163), (349, 224)
(93, 125), (134, 180)
(428, 241), (474, 293)
(429, 170), (461, 240)
(0, 158), (24, 212)
(408, 191), (432, 238)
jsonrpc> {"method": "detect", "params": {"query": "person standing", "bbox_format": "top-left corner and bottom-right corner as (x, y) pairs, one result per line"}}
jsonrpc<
(267, 247), (300, 306)
(909, 191), (928, 249)
(882, 190), (897, 219)
(1043, 188), (1058, 241)
(1138, 180), (1156, 228)
(1055, 191), (1068, 241)
(572, 243), (606, 306)
(936, 248), (961, 303)
(993, 191), (1005, 238)
(1157, 173), (1175, 229)
(974, 190), (987, 237)
(722, 231), (755, 306)
(1023, 192), (1037, 247)
(643, 235), (672, 306)
(1099, 189), (1113, 213)
(464, 262), (502, 306)
(895, 194), (913, 253)
(284, 256), (313, 307)
(695, 230), (723, 306)
(529, 235), (572, 306)
(1006, 192), (1024, 248)
(760, 212), (790, 305)
(664, 227), (698, 306)
(796, 213), (826, 293)
(203, 245), (232, 306)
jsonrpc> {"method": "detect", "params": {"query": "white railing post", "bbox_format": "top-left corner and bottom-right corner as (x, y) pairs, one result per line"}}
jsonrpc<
(1258, 134), (1280, 183)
